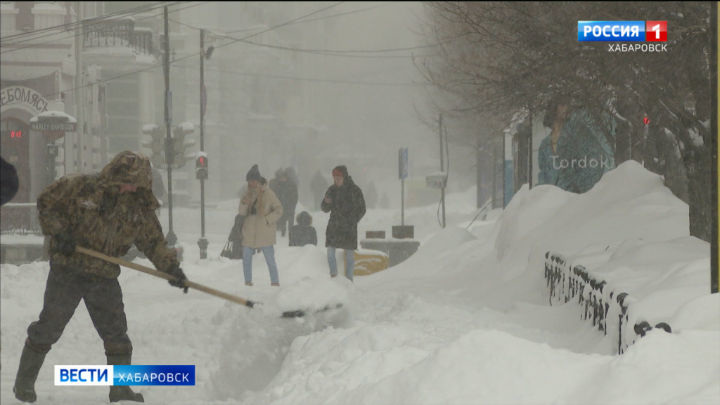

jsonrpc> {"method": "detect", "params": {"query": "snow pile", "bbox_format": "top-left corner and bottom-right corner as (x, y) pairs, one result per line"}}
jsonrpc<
(1, 161), (717, 405)
(495, 161), (689, 276)
(495, 161), (714, 352)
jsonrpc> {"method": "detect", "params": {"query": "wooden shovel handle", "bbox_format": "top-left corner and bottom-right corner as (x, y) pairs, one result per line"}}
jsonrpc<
(76, 246), (256, 308)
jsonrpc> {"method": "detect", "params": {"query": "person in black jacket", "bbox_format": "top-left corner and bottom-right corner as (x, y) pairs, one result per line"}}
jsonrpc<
(1, 156), (19, 206)
(321, 165), (365, 281)
(289, 211), (317, 247)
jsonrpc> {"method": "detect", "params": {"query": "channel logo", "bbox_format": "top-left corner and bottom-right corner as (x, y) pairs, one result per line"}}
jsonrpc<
(578, 21), (667, 42)
(54, 365), (195, 386)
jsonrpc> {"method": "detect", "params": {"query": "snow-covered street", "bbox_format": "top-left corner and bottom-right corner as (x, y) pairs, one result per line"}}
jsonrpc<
(2, 162), (718, 405)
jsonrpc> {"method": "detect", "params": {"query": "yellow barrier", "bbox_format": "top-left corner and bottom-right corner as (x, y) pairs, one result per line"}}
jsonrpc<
(353, 250), (389, 276)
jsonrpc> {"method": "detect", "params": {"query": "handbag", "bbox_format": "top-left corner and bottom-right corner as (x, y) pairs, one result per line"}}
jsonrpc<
(229, 214), (245, 242)
(220, 239), (244, 260)
(220, 240), (233, 259)
(221, 214), (246, 260)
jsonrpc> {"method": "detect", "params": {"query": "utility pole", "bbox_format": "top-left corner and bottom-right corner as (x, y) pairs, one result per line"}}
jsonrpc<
(439, 113), (446, 228)
(401, 176), (404, 226)
(476, 140), (482, 209)
(528, 108), (533, 189)
(492, 136), (498, 209)
(163, 6), (177, 247)
(399, 147), (408, 226)
(502, 129), (506, 207)
(197, 28), (208, 259)
(74, 1), (84, 173)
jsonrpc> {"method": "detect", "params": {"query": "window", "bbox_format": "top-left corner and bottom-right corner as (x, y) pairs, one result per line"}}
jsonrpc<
(31, 2), (65, 30)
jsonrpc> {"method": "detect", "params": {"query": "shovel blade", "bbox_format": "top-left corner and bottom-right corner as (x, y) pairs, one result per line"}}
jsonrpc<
(281, 303), (344, 318)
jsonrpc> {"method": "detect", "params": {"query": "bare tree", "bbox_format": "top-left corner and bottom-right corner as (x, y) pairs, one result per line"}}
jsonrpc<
(419, 1), (713, 241)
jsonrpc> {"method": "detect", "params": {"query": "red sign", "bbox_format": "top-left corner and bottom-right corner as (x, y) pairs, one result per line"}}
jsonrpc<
(646, 21), (667, 42)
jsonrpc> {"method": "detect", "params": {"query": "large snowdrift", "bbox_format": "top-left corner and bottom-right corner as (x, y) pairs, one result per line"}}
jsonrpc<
(1, 161), (717, 405)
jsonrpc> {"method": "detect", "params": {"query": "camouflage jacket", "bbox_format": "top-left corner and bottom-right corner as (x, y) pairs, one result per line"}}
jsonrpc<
(37, 151), (178, 278)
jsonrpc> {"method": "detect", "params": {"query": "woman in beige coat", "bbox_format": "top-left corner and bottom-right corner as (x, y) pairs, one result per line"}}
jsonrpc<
(239, 164), (283, 286)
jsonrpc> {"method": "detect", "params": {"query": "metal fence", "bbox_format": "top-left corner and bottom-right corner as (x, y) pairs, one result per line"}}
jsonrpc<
(83, 18), (154, 55)
(544, 251), (671, 354)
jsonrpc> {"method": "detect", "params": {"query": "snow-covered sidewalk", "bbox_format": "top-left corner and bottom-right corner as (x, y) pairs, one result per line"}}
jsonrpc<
(2, 162), (718, 404)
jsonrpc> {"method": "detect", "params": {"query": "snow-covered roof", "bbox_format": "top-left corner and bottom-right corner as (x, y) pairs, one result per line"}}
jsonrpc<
(30, 110), (77, 123)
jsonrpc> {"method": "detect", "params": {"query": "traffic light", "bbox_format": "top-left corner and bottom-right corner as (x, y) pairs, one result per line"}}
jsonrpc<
(141, 124), (165, 167)
(196, 153), (208, 180)
(172, 122), (196, 169)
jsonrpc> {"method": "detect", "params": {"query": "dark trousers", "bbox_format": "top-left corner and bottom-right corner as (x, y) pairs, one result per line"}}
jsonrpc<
(278, 208), (295, 236)
(26, 267), (132, 355)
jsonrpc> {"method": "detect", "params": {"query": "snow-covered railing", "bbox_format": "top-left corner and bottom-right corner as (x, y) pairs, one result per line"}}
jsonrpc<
(544, 251), (672, 354)
(82, 17), (153, 55)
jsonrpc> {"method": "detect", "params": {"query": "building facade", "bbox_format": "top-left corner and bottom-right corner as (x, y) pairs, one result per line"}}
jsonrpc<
(0, 1), (176, 234)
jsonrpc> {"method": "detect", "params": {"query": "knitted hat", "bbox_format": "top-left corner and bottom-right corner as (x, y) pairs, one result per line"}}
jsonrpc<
(246, 164), (262, 182)
(332, 165), (348, 178)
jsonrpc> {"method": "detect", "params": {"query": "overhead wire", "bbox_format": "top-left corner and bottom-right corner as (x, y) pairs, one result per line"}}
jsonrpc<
(0, 2), (177, 44)
(0, 2), (182, 48)
(1, 2), (204, 56)
(170, 16), (455, 59)
(38, 2), (346, 101)
(177, 62), (431, 87)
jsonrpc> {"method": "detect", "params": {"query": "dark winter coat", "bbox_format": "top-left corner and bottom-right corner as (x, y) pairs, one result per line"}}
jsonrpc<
(289, 225), (317, 247)
(289, 211), (317, 246)
(321, 175), (366, 250)
(1, 157), (19, 205)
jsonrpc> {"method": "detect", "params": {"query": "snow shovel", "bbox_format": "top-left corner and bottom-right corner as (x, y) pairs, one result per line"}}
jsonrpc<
(76, 246), (326, 318)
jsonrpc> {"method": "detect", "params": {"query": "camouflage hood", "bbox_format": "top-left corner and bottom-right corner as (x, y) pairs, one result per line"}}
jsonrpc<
(99, 151), (153, 190)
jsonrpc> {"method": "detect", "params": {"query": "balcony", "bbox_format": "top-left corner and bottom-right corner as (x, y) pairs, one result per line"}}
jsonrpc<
(82, 17), (156, 68)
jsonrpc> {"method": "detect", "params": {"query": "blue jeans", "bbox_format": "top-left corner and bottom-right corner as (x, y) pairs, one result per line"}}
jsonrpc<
(243, 246), (279, 284)
(327, 247), (355, 281)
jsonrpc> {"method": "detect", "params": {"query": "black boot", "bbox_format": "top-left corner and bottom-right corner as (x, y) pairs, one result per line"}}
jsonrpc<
(107, 354), (144, 403)
(109, 386), (144, 403)
(13, 339), (48, 403)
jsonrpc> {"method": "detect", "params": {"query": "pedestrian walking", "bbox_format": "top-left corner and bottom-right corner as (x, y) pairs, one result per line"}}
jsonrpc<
(321, 165), (366, 281)
(239, 164), (283, 286)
